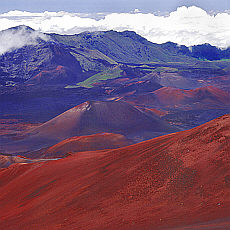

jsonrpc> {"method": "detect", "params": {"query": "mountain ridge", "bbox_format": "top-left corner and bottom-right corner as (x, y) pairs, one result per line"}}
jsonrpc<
(0, 26), (229, 87)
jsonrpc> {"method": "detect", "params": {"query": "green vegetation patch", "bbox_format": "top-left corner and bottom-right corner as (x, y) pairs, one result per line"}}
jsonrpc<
(76, 66), (123, 88)
(152, 67), (179, 73)
(216, 59), (230, 62)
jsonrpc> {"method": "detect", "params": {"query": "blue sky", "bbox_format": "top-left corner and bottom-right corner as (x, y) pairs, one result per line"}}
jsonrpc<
(1, 0), (230, 13)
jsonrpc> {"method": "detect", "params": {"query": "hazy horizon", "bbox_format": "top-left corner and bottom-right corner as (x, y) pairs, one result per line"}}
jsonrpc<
(0, 5), (230, 48)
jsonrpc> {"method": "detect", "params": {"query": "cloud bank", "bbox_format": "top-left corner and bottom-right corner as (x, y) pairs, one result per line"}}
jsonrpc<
(0, 6), (230, 48)
(0, 26), (49, 55)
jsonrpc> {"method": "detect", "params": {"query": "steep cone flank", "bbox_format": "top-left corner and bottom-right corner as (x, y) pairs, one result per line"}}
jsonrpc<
(33, 133), (133, 158)
(0, 115), (229, 229)
(35, 101), (170, 136)
(29, 100), (172, 138)
(4, 100), (176, 153)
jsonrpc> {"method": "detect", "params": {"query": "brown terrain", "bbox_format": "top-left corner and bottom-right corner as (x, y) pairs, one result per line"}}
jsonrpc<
(127, 86), (230, 109)
(0, 155), (30, 168)
(29, 133), (133, 158)
(26, 65), (71, 85)
(0, 154), (60, 169)
(0, 114), (229, 229)
(2, 100), (176, 153)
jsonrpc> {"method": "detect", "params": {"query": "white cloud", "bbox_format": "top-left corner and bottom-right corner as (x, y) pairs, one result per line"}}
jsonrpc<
(0, 26), (49, 55)
(133, 9), (141, 13)
(0, 6), (230, 48)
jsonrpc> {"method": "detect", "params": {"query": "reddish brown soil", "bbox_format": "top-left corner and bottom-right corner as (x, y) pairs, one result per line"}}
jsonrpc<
(28, 100), (173, 139)
(38, 133), (133, 158)
(26, 65), (73, 84)
(0, 115), (229, 229)
(3, 100), (175, 153)
(130, 86), (230, 109)
(0, 155), (54, 168)
(135, 106), (168, 117)
(0, 155), (29, 168)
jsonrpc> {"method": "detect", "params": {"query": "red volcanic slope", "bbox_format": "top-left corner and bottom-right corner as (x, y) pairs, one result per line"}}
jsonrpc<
(36, 133), (133, 158)
(26, 65), (72, 85)
(4, 100), (175, 153)
(28, 100), (174, 138)
(131, 86), (230, 108)
(0, 155), (56, 168)
(0, 115), (230, 229)
(135, 106), (167, 117)
(0, 155), (30, 168)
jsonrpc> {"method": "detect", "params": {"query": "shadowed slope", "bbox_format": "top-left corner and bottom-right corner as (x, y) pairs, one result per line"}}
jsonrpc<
(3, 100), (176, 153)
(0, 115), (229, 229)
(0, 36), (84, 86)
(31, 100), (173, 136)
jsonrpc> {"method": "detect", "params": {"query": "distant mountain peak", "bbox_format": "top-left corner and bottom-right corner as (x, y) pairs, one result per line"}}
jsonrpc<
(5, 25), (35, 32)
